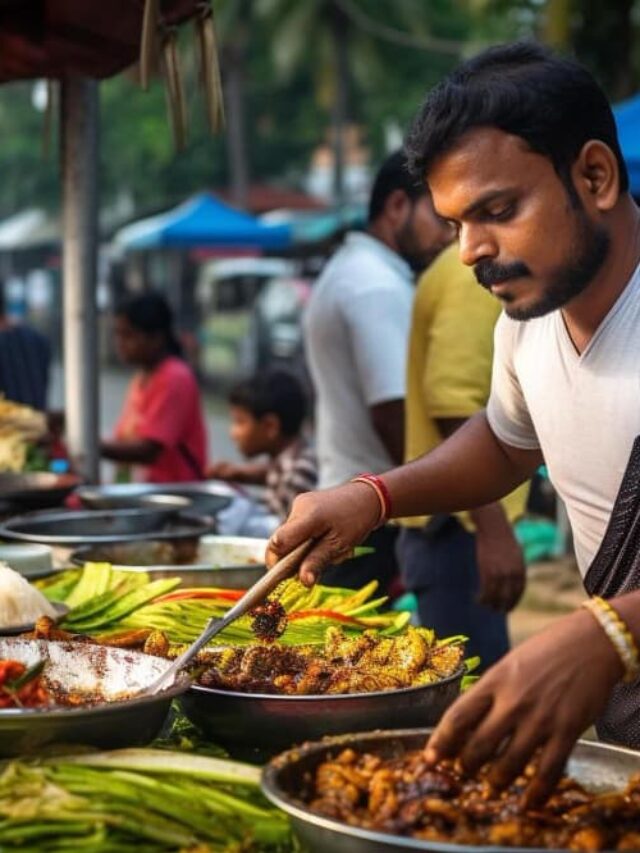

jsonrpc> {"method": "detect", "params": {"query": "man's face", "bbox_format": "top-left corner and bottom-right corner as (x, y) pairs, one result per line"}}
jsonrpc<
(428, 128), (611, 320)
(394, 192), (455, 274)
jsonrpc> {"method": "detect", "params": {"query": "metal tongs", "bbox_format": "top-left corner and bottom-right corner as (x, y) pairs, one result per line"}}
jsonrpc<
(147, 539), (314, 695)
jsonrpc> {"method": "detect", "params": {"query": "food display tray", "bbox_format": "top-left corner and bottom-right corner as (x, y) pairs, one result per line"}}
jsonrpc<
(262, 728), (640, 853)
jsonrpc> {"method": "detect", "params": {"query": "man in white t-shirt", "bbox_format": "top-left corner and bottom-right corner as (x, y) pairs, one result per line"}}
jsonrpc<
(304, 150), (453, 591)
(269, 43), (640, 802)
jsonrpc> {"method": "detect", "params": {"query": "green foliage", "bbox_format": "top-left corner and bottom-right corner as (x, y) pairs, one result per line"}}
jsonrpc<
(0, 1), (636, 217)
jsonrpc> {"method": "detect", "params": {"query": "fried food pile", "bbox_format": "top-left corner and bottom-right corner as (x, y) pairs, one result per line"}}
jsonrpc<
(0, 396), (47, 472)
(307, 746), (640, 850)
(197, 627), (464, 695)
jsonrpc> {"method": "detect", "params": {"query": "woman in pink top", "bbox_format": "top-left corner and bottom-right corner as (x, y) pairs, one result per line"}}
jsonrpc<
(101, 293), (208, 483)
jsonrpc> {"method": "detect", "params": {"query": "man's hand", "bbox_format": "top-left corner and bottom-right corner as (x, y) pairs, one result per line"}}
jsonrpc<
(424, 607), (623, 806)
(473, 512), (526, 612)
(266, 482), (382, 586)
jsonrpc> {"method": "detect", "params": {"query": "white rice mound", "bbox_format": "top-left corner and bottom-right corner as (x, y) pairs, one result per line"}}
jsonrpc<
(0, 562), (57, 628)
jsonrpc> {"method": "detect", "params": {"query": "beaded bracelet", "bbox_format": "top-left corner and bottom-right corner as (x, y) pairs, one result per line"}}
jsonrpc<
(581, 596), (640, 684)
(350, 473), (392, 528)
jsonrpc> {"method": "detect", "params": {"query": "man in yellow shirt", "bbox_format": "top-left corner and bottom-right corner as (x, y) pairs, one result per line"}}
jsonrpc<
(397, 244), (529, 668)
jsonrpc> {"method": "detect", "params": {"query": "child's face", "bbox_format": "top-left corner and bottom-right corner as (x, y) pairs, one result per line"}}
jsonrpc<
(229, 405), (278, 457)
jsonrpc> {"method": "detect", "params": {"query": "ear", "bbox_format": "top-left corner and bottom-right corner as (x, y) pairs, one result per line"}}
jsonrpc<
(383, 188), (412, 227)
(262, 412), (281, 439)
(573, 140), (621, 212)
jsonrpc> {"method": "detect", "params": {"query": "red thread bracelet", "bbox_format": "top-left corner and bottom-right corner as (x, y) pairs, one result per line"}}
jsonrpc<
(351, 473), (393, 527)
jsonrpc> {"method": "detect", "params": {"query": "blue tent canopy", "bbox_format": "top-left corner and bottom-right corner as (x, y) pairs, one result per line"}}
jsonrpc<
(114, 192), (292, 251)
(614, 95), (640, 197)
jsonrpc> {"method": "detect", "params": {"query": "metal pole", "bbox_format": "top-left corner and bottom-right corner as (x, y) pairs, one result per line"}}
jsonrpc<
(60, 78), (100, 482)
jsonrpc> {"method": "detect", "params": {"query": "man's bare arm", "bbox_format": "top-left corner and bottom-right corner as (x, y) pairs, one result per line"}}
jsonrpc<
(385, 412), (541, 517)
(267, 410), (542, 585)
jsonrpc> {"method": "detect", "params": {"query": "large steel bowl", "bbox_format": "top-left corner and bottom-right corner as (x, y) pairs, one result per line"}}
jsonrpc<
(179, 670), (463, 762)
(262, 728), (640, 853)
(70, 534), (268, 588)
(0, 508), (215, 545)
(76, 481), (236, 516)
(0, 472), (81, 511)
(0, 638), (189, 756)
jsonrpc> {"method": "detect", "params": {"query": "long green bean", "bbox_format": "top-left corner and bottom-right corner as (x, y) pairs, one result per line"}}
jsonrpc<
(0, 750), (291, 851)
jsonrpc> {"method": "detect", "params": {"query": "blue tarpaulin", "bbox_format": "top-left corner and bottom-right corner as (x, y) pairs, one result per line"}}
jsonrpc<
(614, 95), (640, 197)
(114, 193), (292, 251)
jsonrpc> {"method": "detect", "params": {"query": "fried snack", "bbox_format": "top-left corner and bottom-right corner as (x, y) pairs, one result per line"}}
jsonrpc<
(197, 627), (464, 695)
(307, 747), (640, 850)
(250, 599), (288, 642)
(0, 396), (47, 472)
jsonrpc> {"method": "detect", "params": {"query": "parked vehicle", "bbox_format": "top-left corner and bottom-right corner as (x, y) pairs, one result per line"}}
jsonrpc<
(194, 257), (298, 385)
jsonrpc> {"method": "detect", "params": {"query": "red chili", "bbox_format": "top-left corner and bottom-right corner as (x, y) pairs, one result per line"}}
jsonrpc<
(154, 589), (245, 604)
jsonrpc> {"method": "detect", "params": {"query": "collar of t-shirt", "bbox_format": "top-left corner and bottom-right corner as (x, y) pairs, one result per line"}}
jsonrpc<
(344, 231), (414, 284)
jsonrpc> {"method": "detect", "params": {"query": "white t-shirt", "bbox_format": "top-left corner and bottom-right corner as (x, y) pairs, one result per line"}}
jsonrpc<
(487, 262), (640, 575)
(304, 232), (414, 488)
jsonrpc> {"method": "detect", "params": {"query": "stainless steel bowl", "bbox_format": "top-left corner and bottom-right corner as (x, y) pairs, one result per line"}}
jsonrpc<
(0, 638), (189, 756)
(135, 493), (193, 514)
(0, 472), (81, 511)
(262, 729), (640, 853)
(179, 670), (463, 762)
(0, 508), (215, 546)
(76, 481), (235, 516)
(70, 534), (268, 588)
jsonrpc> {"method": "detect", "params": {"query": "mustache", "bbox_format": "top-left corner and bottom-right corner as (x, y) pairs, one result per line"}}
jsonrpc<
(474, 259), (531, 288)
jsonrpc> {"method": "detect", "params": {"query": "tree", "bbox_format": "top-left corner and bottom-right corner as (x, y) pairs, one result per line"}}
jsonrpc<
(254, 0), (470, 204)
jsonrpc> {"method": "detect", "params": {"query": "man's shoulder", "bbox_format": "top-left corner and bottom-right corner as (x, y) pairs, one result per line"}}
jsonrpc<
(318, 233), (407, 292)
(2, 323), (49, 346)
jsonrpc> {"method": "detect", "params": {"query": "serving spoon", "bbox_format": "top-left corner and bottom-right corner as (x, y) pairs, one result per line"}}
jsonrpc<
(147, 539), (314, 695)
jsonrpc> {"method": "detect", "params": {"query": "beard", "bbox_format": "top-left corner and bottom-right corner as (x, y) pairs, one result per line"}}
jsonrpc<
(474, 210), (610, 321)
(395, 212), (445, 275)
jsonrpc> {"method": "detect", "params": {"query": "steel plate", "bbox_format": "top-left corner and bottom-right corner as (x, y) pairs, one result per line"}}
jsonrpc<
(70, 534), (267, 588)
(262, 729), (640, 853)
(180, 670), (463, 762)
(0, 508), (216, 545)
(0, 472), (81, 510)
(76, 481), (236, 515)
(0, 638), (189, 756)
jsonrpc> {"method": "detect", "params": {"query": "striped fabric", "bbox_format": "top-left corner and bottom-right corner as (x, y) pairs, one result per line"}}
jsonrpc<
(0, 325), (50, 411)
(264, 436), (318, 520)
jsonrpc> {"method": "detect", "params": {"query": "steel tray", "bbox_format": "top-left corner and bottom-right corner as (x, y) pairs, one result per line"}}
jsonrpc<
(262, 728), (640, 853)
(76, 481), (236, 515)
(70, 534), (268, 588)
(0, 472), (81, 511)
(180, 670), (463, 763)
(0, 508), (216, 545)
(0, 638), (189, 756)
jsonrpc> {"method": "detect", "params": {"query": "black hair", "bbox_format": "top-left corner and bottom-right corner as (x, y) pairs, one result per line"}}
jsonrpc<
(115, 291), (183, 357)
(368, 149), (425, 223)
(229, 370), (308, 437)
(405, 41), (629, 199)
